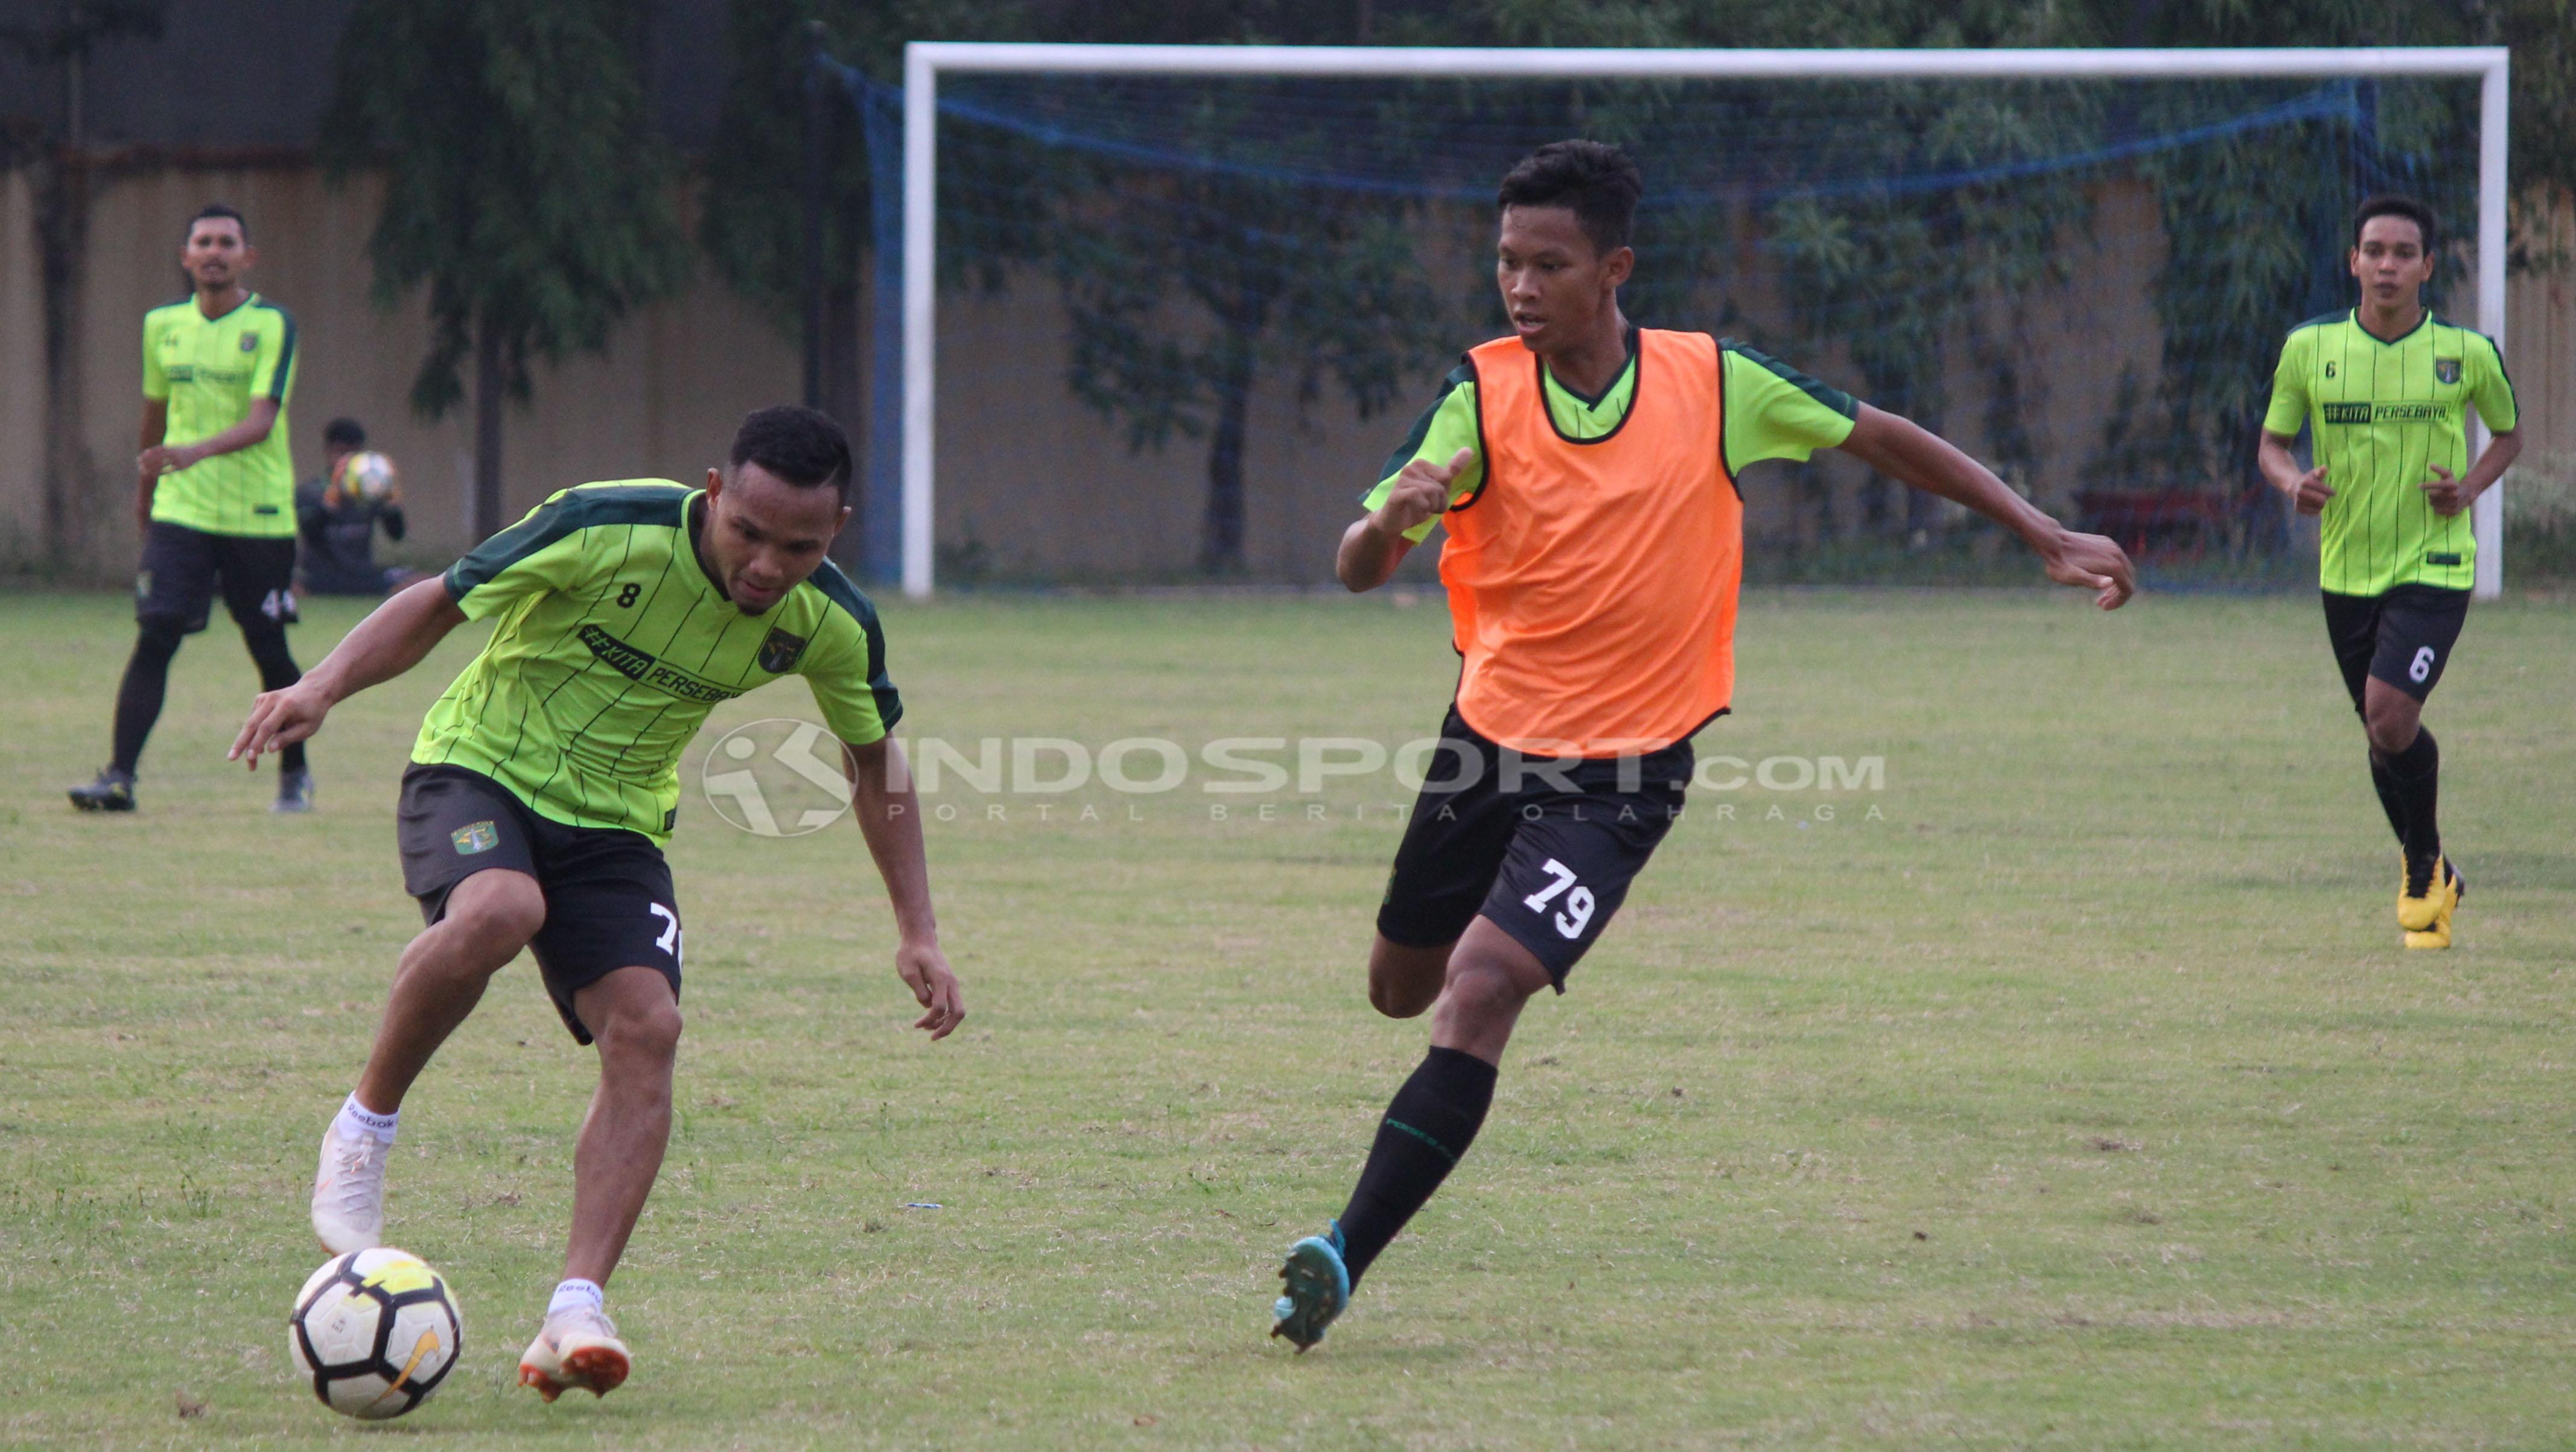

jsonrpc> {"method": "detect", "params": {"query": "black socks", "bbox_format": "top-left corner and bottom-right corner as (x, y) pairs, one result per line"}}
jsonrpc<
(2365, 750), (2409, 849)
(1337, 1046), (1498, 1286)
(2383, 727), (2441, 865)
(110, 621), (185, 775)
(244, 629), (309, 776)
(110, 620), (308, 776)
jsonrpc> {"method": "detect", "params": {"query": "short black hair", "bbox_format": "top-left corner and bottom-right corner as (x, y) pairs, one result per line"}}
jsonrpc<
(323, 417), (366, 450)
(1496, 141), (1644, 257)
(2353, 194), (2438, 255)
(730, 405), (852, 503)
(187, 203), (247, 244)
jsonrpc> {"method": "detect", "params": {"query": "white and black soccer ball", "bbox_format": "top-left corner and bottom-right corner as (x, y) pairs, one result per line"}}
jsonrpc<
(288, 1248), (463, 1419)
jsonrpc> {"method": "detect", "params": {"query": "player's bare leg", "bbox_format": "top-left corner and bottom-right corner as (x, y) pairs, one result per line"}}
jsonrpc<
(520, 965), (675, 1401)
(1426, 918), (1551, 1063)
(355, 869), (547, 1112)
(1367, 934), (1454, 1019)
(314, 869), (545, 1254)
(1276, 921), (1550, 1349)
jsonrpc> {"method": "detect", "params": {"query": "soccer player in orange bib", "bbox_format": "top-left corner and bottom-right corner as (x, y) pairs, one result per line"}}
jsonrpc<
(1269, 141), (2137, 1349)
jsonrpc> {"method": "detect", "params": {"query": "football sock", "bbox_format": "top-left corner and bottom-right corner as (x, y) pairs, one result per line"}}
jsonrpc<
(109, 620), (186, 775)
(2365, 750), (2411, 849)
(243, 627), (308, 776)
(548, 1278), (605, 1319)
(1335, 1046), (1498, 1286)
(337, 1093), (399, 1143)
(2387, 727), (2441, 866)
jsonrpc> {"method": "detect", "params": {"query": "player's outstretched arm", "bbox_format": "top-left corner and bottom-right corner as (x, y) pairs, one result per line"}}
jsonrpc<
(1837, 405), (2134, 610)
(842, 736), (965, 1041)
(229, 576), (466, 766)
(1336, 447), (1474, 592)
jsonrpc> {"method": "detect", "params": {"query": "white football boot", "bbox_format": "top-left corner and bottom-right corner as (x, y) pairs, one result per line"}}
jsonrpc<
(519, 1304), (632, 1402)
(310, 1118), (387, 1255)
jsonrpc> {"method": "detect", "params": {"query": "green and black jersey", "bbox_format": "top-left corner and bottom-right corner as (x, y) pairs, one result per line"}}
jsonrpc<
(1362, 333), (1860, 539)
(2263, 309), (2517, 597)
(142, 291), (299, 537)
(414, 481), (900, 841)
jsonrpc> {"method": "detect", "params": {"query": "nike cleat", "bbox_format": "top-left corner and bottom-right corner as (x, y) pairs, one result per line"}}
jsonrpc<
(68, 767), (136, 813)
(311, 1118), (387, 1255)
(1268, 1223), (1352, 1352)
(273, 767), (316, 814)
(520, 1306), (631, 1402)
(2397, 853), (2460, 933)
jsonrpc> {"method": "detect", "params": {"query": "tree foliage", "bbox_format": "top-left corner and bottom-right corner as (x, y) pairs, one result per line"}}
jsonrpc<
(320, 0), (685, 533)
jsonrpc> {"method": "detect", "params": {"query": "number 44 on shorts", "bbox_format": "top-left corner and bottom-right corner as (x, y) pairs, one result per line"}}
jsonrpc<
(1522, 858), (1595, 940)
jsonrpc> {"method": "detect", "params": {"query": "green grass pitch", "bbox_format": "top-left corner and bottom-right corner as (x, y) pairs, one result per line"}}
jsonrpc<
(2, 586), (2571, 1448)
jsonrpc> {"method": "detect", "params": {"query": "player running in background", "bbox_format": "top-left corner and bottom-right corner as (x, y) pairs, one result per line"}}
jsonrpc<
(232, 406), (965, 1401)
(71, 203), (312, 814)
(1268, 141), (2136, 1351)
(2257, 195), (2519, 950)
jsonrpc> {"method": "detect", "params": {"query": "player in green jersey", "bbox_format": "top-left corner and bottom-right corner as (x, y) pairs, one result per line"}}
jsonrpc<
(232, 407), (965, 1403)
(2259, 194), (2520, 950)
(71, 204), (314, 814)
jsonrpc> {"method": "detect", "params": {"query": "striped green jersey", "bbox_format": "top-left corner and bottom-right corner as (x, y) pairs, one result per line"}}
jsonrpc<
(413, 482), (900, 840)
(141, 292), (299, 537)
(2262, 309), (2517, 597)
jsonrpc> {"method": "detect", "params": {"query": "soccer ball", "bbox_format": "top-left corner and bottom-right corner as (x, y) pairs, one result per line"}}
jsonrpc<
(336, 450), (400, 504)
(287, 1248), (463, 1419)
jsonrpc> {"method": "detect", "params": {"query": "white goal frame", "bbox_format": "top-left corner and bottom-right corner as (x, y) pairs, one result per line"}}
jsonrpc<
(900, 43), (2512, 598)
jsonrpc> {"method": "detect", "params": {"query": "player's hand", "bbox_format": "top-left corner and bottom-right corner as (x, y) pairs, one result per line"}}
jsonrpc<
(1371, 447), (1473, 539)
(138, 443), (200, 477)
(2289, 464), (2333, 516)
(2040, 527), (2136, 610)
(895, 937), (965, 1041)
(230, 679), (333, 768)
(2419, 463), (2473, 518)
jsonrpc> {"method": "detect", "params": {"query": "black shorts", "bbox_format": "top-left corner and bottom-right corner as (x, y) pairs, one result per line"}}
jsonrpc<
(2322, 585), (2470, 709)
(396, 764), (681, 1045)
(137, 522), (299, 633)
(1376, 706), (1691, 988)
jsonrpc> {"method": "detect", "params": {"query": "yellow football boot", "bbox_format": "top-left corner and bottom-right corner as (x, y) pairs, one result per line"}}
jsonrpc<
(2400, 856), (2462, 949)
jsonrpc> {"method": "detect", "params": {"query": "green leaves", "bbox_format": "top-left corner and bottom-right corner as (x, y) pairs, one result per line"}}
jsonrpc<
(320, 0), (687, 422)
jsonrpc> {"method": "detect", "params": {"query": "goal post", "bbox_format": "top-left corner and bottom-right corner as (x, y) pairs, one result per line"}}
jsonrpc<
(898, 43), (2511, 599)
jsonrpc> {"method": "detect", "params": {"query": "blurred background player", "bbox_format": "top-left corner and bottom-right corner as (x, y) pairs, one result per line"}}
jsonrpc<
(2258, 194), (2519, 950)
(231, 406), (965, 1404)
(69, 203), (312, 814)
(1269, 141), (2136, 1351)
(297, 416), (423, 596)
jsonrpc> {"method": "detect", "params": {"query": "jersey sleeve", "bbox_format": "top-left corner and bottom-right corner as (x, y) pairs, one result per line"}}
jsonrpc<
(142, 312), (168, 402)
(2262, 329), (2313, 437)
(1359, 366), (1484, 544)
(442, 490), (596, 620)
(2468, 332), (2519, 433)
(799, 601), (902, 747)
(1720, 343), (1858, 475)
(249, 307), (298, 403)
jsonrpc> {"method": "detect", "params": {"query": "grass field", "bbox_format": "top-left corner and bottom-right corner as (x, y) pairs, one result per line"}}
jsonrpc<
(3, 585), (2572, 1450)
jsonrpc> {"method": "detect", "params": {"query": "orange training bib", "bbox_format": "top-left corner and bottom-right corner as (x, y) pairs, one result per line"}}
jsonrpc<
(1441, 328), (1742, 756)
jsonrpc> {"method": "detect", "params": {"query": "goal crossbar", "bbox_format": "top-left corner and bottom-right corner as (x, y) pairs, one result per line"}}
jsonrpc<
(899, 44), (2511, 597)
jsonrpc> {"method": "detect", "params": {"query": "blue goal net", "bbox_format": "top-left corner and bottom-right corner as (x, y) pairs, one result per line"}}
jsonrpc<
(839, 63), (2481, 587)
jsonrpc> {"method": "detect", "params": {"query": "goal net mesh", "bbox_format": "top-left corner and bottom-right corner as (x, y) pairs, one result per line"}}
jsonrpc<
(850, 68), (2480, 586)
